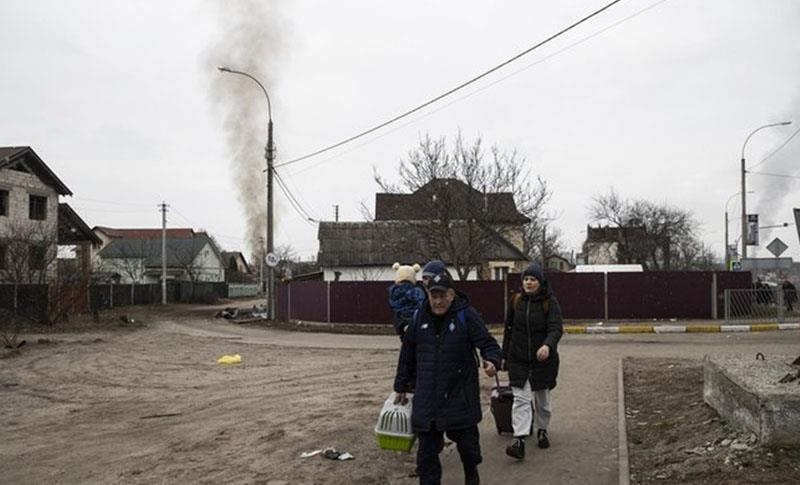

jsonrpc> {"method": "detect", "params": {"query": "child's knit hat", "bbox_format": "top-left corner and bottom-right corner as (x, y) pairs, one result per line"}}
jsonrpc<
(392, 262), (421, 284)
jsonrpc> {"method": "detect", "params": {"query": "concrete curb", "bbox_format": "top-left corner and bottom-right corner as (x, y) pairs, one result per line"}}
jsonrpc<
(561, 323), (800, 334)
(618, 358), (630, 485)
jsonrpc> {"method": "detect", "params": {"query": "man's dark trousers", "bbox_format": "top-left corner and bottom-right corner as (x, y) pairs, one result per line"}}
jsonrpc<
(417, 424), (481, 485)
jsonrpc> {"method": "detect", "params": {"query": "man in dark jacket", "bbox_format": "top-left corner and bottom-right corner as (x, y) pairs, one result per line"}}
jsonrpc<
(502, 262), (563, 459)
(394, 270), (502, 485)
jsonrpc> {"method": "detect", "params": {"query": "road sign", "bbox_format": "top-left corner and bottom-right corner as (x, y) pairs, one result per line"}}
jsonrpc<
(747, 214), (759, 245)
(265, 252), (279, 268)
(766, 237), (788, 258)
(730, 260), (742, 272)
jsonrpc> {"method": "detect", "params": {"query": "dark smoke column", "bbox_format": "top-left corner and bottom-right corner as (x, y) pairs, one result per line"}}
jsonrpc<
(218, 66), (276, 320)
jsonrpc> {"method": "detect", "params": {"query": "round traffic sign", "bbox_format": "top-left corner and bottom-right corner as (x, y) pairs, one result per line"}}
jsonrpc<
(265, 252), (279, 268)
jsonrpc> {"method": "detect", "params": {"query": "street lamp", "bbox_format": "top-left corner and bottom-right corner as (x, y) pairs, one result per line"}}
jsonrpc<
(740, 121), (792, 260)
(724, 191), (753, 269)
(218, 66), (276, 320)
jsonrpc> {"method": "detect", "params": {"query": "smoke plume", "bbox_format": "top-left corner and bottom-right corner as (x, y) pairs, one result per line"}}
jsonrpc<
(752, 106), (800, 254)
(204, 0), (287, 257)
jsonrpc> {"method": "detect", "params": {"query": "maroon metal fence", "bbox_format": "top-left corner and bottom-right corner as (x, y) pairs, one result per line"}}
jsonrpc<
(276, 271), (753, 324)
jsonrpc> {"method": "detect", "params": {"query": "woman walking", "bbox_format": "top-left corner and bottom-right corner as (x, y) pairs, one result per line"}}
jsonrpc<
(502, 262), (564, 459)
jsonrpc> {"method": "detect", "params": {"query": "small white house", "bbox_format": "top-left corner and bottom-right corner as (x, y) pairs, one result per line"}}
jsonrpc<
(96, 233), (224, 284)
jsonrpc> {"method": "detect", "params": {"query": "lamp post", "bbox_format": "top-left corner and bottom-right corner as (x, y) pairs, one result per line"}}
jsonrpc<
(218, 66), (276, 320)
(740, 121), (792, 260)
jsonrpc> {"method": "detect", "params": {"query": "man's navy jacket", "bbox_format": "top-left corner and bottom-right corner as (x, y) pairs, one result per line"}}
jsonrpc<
(394, 291), (502, 432)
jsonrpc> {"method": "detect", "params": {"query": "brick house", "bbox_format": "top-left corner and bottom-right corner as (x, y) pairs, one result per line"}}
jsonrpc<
(0, 146), (72, 284)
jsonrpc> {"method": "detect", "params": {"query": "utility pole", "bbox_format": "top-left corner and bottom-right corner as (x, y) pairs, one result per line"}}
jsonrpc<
(266, 119), (275, 320)
(258, 236), (264, 294)
(333, 204), (339, 222)
(159, 201), (168, 304)
(217, 66), (276, 320)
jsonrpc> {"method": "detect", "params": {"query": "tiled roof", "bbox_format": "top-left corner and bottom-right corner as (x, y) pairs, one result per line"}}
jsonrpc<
(317, 221), (527, 266)
(58, 204), (103, 246)
(97, 233), (218, 268)
(0, 146), (72, 195)
(374, 179), (528, 224)
(94, 226), (195, 239)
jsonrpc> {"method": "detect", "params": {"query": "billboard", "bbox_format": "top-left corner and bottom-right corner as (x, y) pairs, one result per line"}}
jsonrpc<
(747, 214), (759, 246)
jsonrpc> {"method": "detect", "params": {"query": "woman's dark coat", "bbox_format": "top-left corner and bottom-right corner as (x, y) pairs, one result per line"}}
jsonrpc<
(502, 279), (563, 390)
(394, 291), (502, 432)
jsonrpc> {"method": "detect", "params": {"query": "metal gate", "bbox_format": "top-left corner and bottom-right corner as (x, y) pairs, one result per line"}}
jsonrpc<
(724, 288), (800, 324)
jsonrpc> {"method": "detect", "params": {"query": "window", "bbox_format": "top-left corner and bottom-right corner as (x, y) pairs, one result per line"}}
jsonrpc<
(29, 194), (47, 220)
(0, 189), (8, 216)
(29, 245), (46, 270)
(493, 266), (509, 281)
(0, 243), (6, 270)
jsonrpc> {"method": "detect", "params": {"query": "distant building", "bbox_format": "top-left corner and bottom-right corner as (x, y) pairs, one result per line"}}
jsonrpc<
(221, 251), (253, 283)
(0, 146), (72, 284)
(572, 264), (644, 273)
(317, 179), (530, 281)
(96, 231), (224, 284)
(582, 225), (647, 265)
(545, 254), (574, 272)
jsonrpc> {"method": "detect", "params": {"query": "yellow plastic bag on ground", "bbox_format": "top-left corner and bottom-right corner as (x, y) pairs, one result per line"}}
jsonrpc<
(216, 354), (242, 365)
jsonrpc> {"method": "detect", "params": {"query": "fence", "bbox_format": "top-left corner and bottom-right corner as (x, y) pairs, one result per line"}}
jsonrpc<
(277, 271), (754, 324)
(0, 284), (49, 322)
(227, 283), (260, 298)
(89, 281), (228, 310)
(723, 288), (800, 324)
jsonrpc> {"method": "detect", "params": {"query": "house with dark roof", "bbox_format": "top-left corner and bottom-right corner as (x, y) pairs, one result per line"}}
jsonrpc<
(0, 146), (73, 283)
(317, 179), (530, 281)
(91, 226), (196, 269)
(221, 251), (254, 283)
(96, 232), (224, 284)
(581, 225), (648, 265)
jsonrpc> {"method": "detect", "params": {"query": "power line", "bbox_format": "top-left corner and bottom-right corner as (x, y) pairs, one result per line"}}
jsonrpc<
(286, 0), (670, 177)
(272, 170), (318, 225)
(274, 0), (627, 169)
(748, 125), (800, 171)
(748, 170), (800, 180)
(71, 196), (152, 207)
(72, 206), (153, 214)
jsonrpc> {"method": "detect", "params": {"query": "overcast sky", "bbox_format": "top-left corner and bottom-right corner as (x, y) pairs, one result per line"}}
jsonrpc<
(2, 0), (799, 264)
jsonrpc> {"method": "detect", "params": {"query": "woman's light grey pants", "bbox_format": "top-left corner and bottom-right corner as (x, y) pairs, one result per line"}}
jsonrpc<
(511, 380), (552, 438)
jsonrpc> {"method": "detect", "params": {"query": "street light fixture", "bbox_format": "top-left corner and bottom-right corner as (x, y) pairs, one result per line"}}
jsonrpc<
(740, 121), (792, 261)
(218, 65), (276, 320)
(724, 190), (753, 269)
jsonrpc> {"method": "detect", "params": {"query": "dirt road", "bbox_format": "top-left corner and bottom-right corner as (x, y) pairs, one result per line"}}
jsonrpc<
(2, 313), (798, 484)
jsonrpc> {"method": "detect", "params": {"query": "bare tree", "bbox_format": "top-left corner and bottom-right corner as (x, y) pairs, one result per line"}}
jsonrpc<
(589, 189), (717, 270)
(374, 133), (558, 279)
(1, 223), (58, 285)
(105, 240), (152, 304)
(171, 241), (205, 301)
(358, 199), (374, 222)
